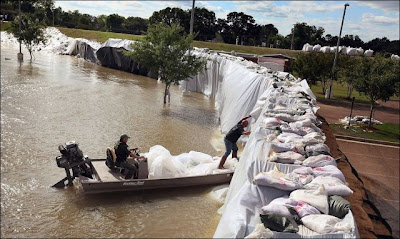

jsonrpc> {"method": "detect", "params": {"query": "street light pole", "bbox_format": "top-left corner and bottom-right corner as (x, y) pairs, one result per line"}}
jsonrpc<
(290, 24), (295, 50)
(17, 0), (23, 61)
(325, 3), (349, 99)
(184, 0), (195, 94)
(189, 0), (195, 36)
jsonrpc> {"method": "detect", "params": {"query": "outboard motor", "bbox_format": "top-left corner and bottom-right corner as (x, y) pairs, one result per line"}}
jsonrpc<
(53, 141), (93, 188)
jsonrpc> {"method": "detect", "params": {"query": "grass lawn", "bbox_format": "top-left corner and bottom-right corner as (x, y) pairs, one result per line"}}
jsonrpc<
(330, 123), (400, 143)
(310, 81), (371, 104)
(57, 27), (302, 58)
(0, 21), (11, 32)
(57, 27), (145, 43)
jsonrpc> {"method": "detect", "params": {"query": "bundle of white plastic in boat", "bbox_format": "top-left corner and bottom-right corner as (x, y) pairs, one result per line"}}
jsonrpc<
(214, 75), (358, 238)
(143, 145), (237, 179)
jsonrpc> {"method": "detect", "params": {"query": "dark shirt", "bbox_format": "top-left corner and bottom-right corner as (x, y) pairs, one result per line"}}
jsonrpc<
(115, 142), (130, 164)
(225, 120), (244, 143)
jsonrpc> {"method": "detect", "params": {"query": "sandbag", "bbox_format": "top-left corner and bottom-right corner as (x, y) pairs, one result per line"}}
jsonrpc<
(294, 200), (321, 218)
(263, 117), (287, 128)
(292, 166), (313, 175)
(304, 176), (353, 196)
(254, 166), (304, 191)
(305, 143), (330, 156)
(290, 186), (329, 214)
(245, 223), (273, 239)
(329, 195), (351, 219)
(276, 132), (302, 143)
(302, 155), (337, 167)
(260, 212), (299, 233)
(313, 44), (321, 52)
(270, 143), (305, 155)
(269, 151), (305, 164)
(364, 49), (373, 57)
(313, 165), (346, 183)
(301, 214), (352, 234)
(321, 46), (331, 53)
(356, 48), (364, 55)
(260, 196), (298, 217)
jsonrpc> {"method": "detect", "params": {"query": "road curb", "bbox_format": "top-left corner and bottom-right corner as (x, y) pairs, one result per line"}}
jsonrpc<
(334, 134), (400, 147)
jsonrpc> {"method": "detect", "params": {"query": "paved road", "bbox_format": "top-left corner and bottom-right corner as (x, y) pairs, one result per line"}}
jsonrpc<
(337, 139), (399, 238)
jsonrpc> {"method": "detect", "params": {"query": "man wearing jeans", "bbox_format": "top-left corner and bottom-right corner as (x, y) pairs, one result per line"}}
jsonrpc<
(115, 134), (144, 179)
(218, 116), (251, 169)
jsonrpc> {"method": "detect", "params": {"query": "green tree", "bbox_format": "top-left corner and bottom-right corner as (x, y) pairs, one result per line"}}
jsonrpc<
(126, 23), (206, 104)
(353, 55), (399, 127)
(106, 14), (125, 32)
(123, 17), (148, 34)
(293, 52), (334, 94)
(149, 7), (189, 32)
(11, 14), (47, 59)
(189, 7), (217, 41)
(337, 55), (359, 99)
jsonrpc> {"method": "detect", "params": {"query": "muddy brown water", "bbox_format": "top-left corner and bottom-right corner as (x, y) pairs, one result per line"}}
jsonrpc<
(1, 44), (225, 238)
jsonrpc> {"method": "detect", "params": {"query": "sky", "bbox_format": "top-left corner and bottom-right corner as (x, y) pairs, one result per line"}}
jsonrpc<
(55, 1), (400, 41)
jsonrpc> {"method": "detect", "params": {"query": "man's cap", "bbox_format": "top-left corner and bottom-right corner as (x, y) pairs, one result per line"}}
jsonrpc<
(120, 134), (130, 139)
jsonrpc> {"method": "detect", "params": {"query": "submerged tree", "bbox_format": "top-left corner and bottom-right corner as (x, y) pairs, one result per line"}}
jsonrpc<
(353, 54), (399, 127)
(126, 23), (206, 104)
(11, 14), (47, 60)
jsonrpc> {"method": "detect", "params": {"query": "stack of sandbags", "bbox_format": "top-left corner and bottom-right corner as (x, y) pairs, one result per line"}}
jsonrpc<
(302, 43), (314, 52)
(312, 44), (321, 52)
(364, 49), (374, 57)
(391, 54), (400, 60)
(356, 48), (364, 56)
(320, 46), (331, 53)
(346, 47), (357, 56)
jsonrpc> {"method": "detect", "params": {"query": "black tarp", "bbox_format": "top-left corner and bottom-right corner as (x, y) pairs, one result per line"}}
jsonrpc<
(96, 47), (151, 77)
(66, 40), (98, 64)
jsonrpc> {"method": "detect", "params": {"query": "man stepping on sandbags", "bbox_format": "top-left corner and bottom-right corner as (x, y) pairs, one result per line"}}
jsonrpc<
(218, 116), (251, 169)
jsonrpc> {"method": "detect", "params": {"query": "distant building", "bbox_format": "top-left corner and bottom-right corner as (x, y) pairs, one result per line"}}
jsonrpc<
(258, 54), (294, 72)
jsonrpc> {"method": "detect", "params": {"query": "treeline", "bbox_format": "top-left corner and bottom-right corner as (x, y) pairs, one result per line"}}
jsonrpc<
(1, 0), (399, 54)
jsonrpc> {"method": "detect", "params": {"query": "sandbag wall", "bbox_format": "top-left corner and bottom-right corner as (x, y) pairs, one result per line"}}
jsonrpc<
(214, 76), (358, 238)
(64, 38), (152, 78)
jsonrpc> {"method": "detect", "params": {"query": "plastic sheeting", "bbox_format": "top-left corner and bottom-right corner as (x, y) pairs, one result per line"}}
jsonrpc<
(65, 39), (99, 63)
(102, 38), (135, 51)
(180, 49), (300, 134)
(214, 76), (358, 238)
(143, 145), (237, 179)
(96, 46), (150, 76)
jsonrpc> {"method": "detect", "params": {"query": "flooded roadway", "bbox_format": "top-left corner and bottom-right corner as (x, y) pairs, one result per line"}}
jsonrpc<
(1, 44), (224, 237)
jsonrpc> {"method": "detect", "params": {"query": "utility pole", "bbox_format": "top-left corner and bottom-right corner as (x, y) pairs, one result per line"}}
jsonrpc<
(184, 0), (195, 94)
(325, 3), (349, 99)
(189, 0), (195, 36)
(17, 0), (23, 61)
(290, 24), (295, 50)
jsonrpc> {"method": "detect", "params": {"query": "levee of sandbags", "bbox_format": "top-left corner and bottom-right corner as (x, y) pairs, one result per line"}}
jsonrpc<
(65, 39), (99, 64)
(95, 46), (152, 77)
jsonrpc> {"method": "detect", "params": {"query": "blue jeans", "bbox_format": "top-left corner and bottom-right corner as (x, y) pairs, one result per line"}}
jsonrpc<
(224, 138), (238, 157)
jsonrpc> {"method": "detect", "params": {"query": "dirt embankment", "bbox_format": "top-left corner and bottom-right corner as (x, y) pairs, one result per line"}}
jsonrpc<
(319, 114), (393, 239)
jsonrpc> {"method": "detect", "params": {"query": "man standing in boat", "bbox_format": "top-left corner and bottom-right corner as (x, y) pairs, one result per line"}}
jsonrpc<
(218, 116), (251, 169)
(115, 134), (144, 179)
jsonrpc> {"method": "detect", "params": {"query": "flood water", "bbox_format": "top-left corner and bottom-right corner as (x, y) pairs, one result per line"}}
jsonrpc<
(1, 44), (224, 238)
